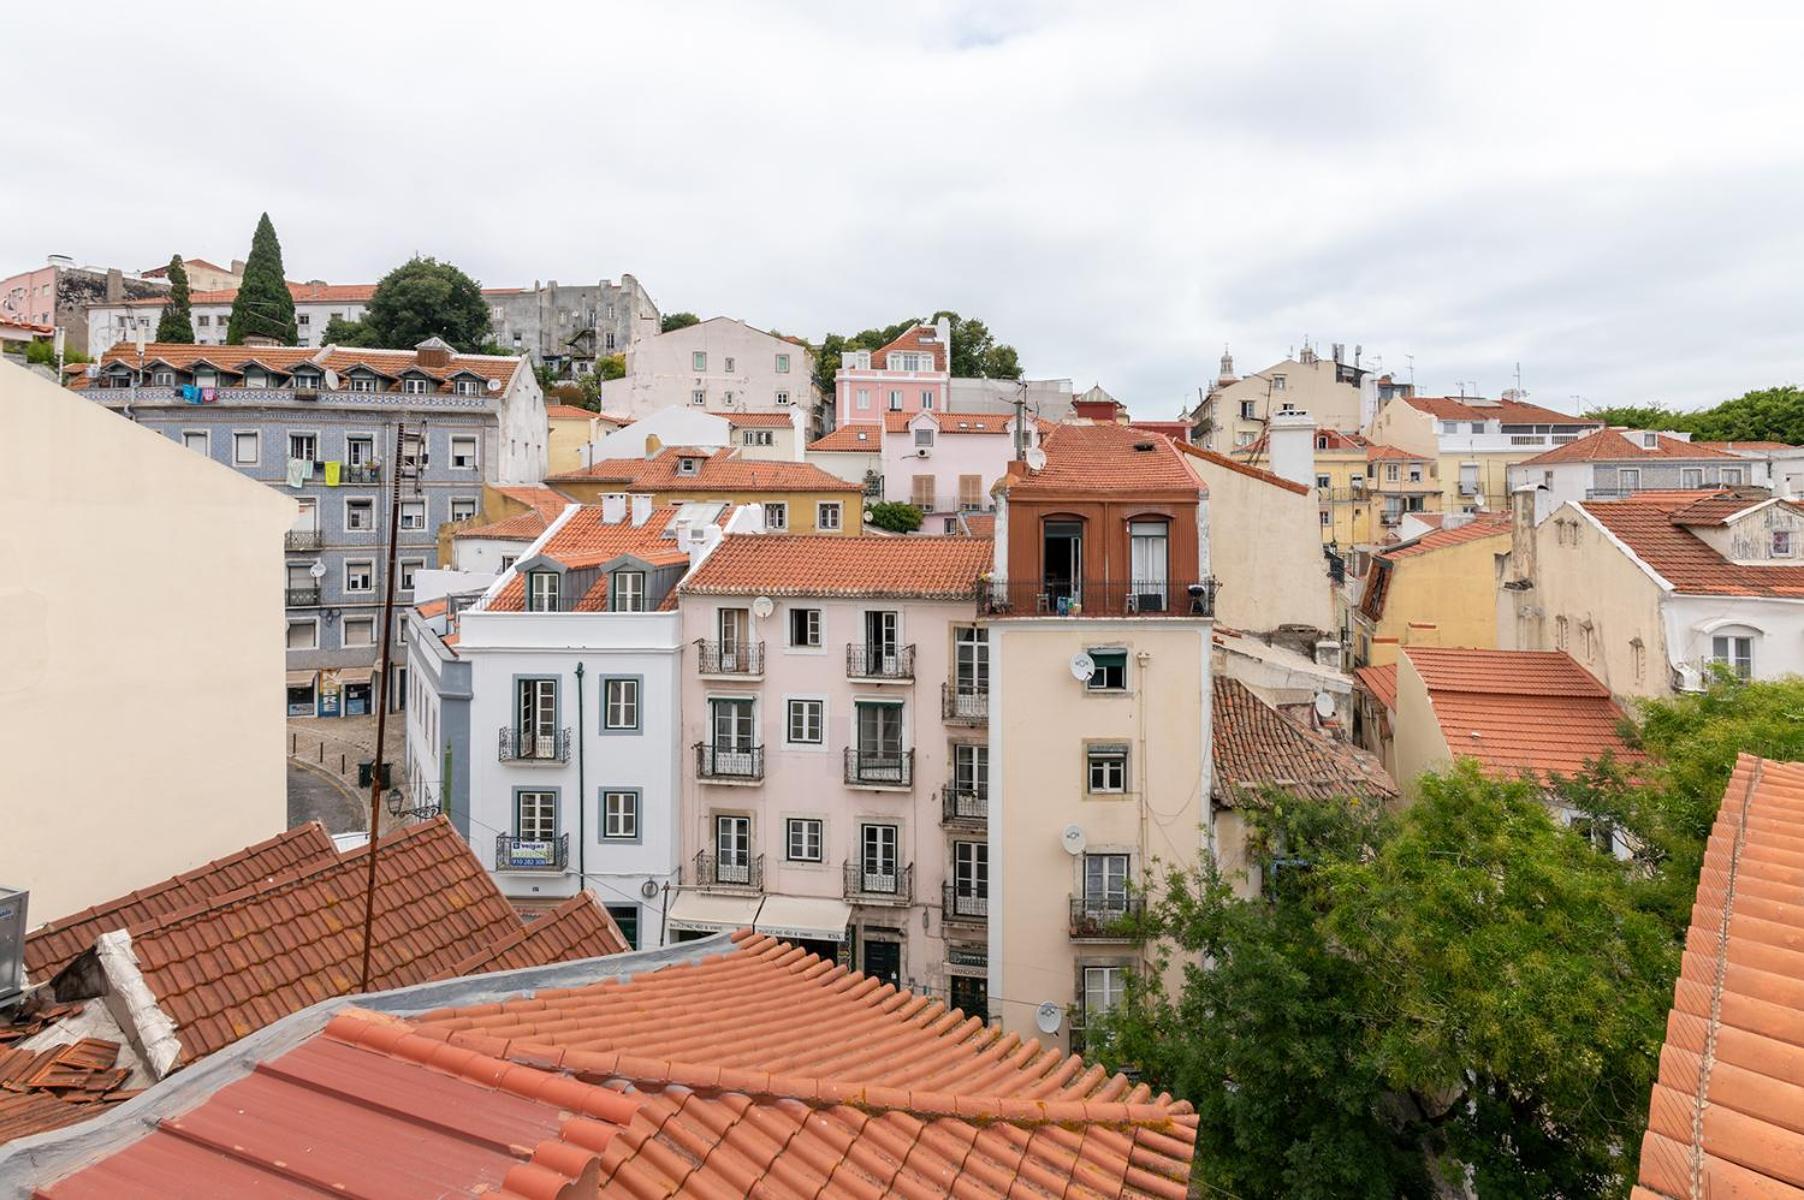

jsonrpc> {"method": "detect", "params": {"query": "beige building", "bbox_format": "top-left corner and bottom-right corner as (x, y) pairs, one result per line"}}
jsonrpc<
(1191, 344), (1376, 453)
(0, 361), (294, 924)
(600, 315), (822, 432)
(545, 403), (629, 476)
(1367, 392), (1601, 512)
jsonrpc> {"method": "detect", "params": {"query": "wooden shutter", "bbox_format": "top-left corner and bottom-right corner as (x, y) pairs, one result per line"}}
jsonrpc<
(912, 474), (935, 510)
(959, 474), (981, 508)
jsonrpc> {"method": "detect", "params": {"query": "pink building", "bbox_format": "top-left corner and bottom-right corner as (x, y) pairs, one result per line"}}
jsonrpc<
(670, 533), (994, 1010)
(810, 409), (1040, 533)
(833, 318), (952, 427)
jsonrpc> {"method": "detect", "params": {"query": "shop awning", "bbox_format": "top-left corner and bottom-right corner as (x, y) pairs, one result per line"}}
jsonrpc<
(665, 891), (761, 936)
(285, 669), (318, 688)
(336, 665), (375, 685)
(754, 895), (852, 944)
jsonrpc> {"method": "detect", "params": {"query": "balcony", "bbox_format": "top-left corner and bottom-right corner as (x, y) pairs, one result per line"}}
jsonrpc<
(494, 833), (568, 872)
(941, 682), (987, 724)
(497, 726), (572, 764)
(695, 640), (764, 678)
(980, 579), (1217, 619)
(844, 747), (913, 789)
(941, 785), (987, 827)
(844, 860), (914, 904)
(846, 643), (915, 681)
(942, 881), (989, 924)
(342, 462), (382, 485)
(695, 742), (764, 783)
(692, 851), (763, 890)
(285, 530), (323, 552)
(1068, 894), (1147, 940)
(285, 586), (321, 607)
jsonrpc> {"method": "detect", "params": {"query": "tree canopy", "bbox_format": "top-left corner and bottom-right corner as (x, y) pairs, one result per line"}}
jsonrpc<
(865, 501), (922, 534)
(812, 311), (1023, 395)
(226, 213), (296, 344)
(1584, 385), (1804, 444)
(154, 256), (195, 343)
(324, 257), (492, 352)
(660, 311), (701, 333)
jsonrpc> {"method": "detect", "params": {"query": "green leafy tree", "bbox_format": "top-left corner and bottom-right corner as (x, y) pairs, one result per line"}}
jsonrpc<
(330, 256), (491, 352)
(1683, 385), (1804, 444)
(597, 352), (626, 380)
(1097, 767), (1677, 1199)
(865, 501), (923, 534)
(155, 256), (195, 343)
(321, 314), (379, 347)
(226, 213), (297, 344)
(1581, 403), (1688, 430)
(660, 311), (701, 333)
(813, 313), (1023, 393)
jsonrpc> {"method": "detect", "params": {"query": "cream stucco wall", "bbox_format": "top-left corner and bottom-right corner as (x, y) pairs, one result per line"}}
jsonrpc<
(988, 618), (1210, 1049)
(1184, 455), (1335, 633)
(1388, 653), (1456, 799)
(1200, 356), (1369, 452)
(0, 361), (294, 929)
(1359, 530), (1509, 668)
(547, 412), (597, 476)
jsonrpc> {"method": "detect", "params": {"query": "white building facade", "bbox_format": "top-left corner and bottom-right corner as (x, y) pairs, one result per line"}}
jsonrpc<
(600, 316), (822, 430)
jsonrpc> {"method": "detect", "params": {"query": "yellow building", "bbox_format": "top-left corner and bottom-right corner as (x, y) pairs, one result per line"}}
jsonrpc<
(547, 445), (864, 534)
(546, 403), (630, 476)
(1351, 514), (1511, 667)
(1367, 392), (1601, 513)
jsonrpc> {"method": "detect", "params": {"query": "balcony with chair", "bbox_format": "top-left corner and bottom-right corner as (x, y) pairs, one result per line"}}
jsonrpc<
(494, 833), (568, 872)
(846, 643), (915, 681)
(695, 742), (764, 783)
(941, 881), (988, 925)
(691, 851), (763, 890)
(1068, 893), (1147, 941)
(497, 727), (571, 764)
(940, 785), (987, 828)
(844, 747), (912, 789)
(844, 860), (913, 905)
(980, 579), (1217, 618)
(695, 640), (764, 679)
(941, 681), (987, 724)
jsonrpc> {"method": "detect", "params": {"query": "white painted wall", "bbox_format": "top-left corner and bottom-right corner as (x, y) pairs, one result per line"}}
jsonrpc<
(601, 317), (817, 419)
(591, 408), (731, 461)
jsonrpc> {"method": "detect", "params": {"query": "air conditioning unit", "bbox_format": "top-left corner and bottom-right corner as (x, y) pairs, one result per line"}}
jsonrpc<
(0, 887), (25, 1006)
(916, 448), (932, 459)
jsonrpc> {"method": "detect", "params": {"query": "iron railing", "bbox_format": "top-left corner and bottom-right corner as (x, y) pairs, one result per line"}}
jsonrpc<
(980, 579), (1216, 618)
(497, 726), (572, 763)
(846, 642), (915, 680)
(941, 681), (987, 723)
(942, 881), (989, 922)
(692, 851), (763, 889)
(695, 742), (764, 782)
(495, 833), (568, 871)
(845, 747), (912, 787)
(941, 785), (987, 826)
(342, 462), (382, 484)
(695, 640), (764, 676)
(1068, 894), (1147, 939)
(844, 860), (914, 903)
(285, 530), (323, 552)
(285, 586), (321, 606)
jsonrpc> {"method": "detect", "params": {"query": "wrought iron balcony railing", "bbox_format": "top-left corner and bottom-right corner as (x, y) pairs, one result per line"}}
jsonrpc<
(844, 747), (912, 788)
(495, 833), (568, 871)
(695, 742), (764, 782)
(497, 726), (572, 764)
(695, 640), (764, 677)
(1068, 894), (1147, 940)
(980, 579), (1217, 618)
(285, 586), (321, 606)
(692, 851), (763, 889)
(941, 681), (987, 723)
(844, 860), (914, 903)
(846, 643), (915, 680)
(942, 881), (989, 923)
(941, 785), (987, 826)
(285, 530), (323, 552)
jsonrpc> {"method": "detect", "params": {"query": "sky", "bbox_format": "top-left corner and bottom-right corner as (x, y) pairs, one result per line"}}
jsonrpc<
(6, 0), (1803, 418)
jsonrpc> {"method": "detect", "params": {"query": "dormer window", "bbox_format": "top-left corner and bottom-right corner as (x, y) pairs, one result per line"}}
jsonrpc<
(1271, 375), (1286, 391)
(403, 377), (430, 395)
(293, 372), (321, 392)
(454, 378), (481, 396)
(1774, 530), (1793, 558)
(528, 571), (560, 612)
(1642, 432), (1659, 449)
(889, 351), (928, 371)
(245, 368), (267, 389)
(195, 369), (217, 388)
(611, 570), (646, 612)
(350, 373), (378, 393)
(676, 456), (701, 476)
(152, 369), (175, 386)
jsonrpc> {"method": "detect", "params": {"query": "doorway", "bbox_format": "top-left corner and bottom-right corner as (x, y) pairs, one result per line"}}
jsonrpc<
(1043, 520), (1083, 604)
(860, 937), (901, 988)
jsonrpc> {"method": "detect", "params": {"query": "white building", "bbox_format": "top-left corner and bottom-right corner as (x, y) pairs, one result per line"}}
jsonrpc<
(1505, 428), (1767, 511)
(586, 407), (807, 466)
(87, 282), (378, 350)
(600, 316), (822, 431)
(403, 495), (754, 949)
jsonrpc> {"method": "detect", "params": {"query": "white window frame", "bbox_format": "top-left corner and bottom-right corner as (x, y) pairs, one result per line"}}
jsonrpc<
(1086, 745), (1129, 794)
(181, 430), (209, 455)
(611, 571), (646, 613)
(286, 618), (319, 650)
(788, 606), (823, 649)
(233, 430), (260, 466)
(399, 500), (426, 530)
(764, 502), (788, 530)
(450, 435), (479, 470)
(1710, 633), (1754, 680)
(342, 616), (377, 648)
(344, 559), (376, 594)
(817, 502), (843, 532)
(288, 432), (319, 462)
(529, 571), (560, 612)
(692, 351), (707, 371)
(601, 790), (639, 840)
(604, 677), (641, 730)
(786, 697), (825, 746)
(450, 497), (478, 522)
(344, 498), (375, 531)
(786, 817), (823, 863)
(403, 376), (430, 395)
(398, 559), (423, 592)
(1083, 965), (1127, 1018)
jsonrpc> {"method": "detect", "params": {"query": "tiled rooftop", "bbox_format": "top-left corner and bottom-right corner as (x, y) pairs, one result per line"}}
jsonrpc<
(1693, 440), (1799, 452)
(1212, 677), (1395, 805)
(1004, 421), (1203, 496)
(548, 447), (855, 493)
(24, 824), (339, 984)
(1632, 753), (1804, 1200)
(121, 282), (378, 307)
(681, 533), (993, 598)
(1403, 394), (1600, 426)
(0, 1004), (135, 1144)
(1381, 512), (1511, 560)
(482, 502), (703, 612)
(1518, 428), (1740, 465)
(866, 323), (949, 371)
(546, 403), (606, 420)
(1354, 663), (1399, 711)
(1581, 495), (1804, 597)
(453, 486), (573, 544)
(710, 410), (795, 427)
(808, 423), (885, 452)
(92, 341), (526, 392)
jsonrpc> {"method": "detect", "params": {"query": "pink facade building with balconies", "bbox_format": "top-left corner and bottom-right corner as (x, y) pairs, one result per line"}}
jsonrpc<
(833, 318), (952, 428)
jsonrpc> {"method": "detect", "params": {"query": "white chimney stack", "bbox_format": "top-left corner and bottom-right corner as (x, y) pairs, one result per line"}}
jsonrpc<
(1264, 409), (1317, 488)
(601, 493), (627, 524)
(629, 493), (652, 526)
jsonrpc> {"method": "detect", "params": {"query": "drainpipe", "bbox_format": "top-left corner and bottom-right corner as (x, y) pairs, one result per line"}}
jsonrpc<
(575, 661), (588, 893)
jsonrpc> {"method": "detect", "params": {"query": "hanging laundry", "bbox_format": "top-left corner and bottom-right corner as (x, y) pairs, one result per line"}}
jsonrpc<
(180, 385), (201, 403)
(324, 460), (342, 487)
(286, 458), (308, 489)
(201, 387), (217, 403)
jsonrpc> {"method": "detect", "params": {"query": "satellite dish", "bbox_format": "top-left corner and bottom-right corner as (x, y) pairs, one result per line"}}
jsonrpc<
(308, 560), (327, 579)
(1069, 652), (1096, 683)
(322, 369), (340, 391)
(1061, 823), (1087, 856)
(1313, 691), (1336, 720)
(1025, 446), (1048, 472)
(751, 596), (775, 619)
(1035, 1002), (1063, 1034)
(639, 879), (660, 899)
(486, 377), (503, 393)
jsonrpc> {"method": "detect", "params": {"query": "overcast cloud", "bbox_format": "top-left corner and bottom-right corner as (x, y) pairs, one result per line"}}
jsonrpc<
(6, 0), (1802, 416)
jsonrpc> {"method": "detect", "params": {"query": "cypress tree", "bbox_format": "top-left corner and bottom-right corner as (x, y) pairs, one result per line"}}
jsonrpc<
(154, 255), (195, 343)
(226, 212), (297, 344)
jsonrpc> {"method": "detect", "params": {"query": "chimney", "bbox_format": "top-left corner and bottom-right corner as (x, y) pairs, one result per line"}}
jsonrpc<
(643, 433), (663, 459)
(1264, 409), (1316, 488)
(601, 493), (627, 524)
(630, 493), (653, 526)
(230, 259), (245, 274)
(414, 336), (454, 369)
(934, 316), (952, 369)
(1508, 484), (1540, 583)
(105, 268), (124, 303)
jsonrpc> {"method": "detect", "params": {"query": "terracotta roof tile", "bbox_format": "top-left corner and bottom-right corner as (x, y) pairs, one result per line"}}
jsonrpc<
(548, 447), (856, 493)
(1381, 512), (1511, 560)
(1212, 677), (1395, 805)
(1364, 442), (1431, 461)
(680, 534), (992, 598)
(1694, 440), (1799, 452)
(453, 487), (573, 543)
(1633, 753), (1804, 1199)
(1403, 394), (1601, 426)
(92, 342), (524, 394)
(1174, 440), (1309, 495)
(1354, 663), (1399, 711)
(809, 423), (886, 452)
(0, 1006), (134, 1144)
(1004, 422), (1203, 496)
(868, 324), (949, 371)
(23, 824), (339, 984)
(545, 403), (605, 420)
(1519, 428), (1741, 465)
(483, 503), (705, 611)
(710, 410), (796, 427)
(407, 931), (1199, 1199)
(1581, 495), (1804, 597)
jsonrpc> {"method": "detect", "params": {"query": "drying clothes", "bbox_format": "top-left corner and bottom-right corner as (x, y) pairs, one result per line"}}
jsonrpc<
(200, 387), (217, 403)
(324, 460), (342, 487)
(180, 385), (201, 403)
(286, 458), (308, 489)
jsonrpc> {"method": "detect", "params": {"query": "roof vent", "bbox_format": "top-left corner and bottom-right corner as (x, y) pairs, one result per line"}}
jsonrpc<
(1132, 441), (1157, 452)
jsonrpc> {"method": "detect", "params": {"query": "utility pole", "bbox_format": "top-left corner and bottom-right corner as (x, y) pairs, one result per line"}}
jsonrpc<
(358, 420), (414, 993)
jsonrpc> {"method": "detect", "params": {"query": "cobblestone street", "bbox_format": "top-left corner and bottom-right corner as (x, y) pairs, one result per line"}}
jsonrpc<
(286, 713), (409, 836)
